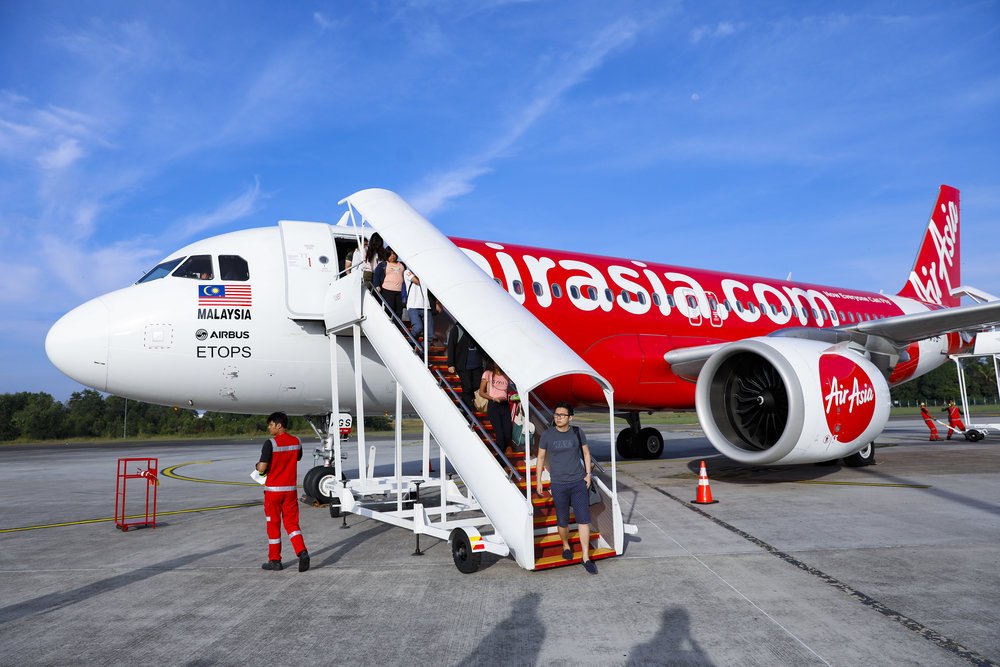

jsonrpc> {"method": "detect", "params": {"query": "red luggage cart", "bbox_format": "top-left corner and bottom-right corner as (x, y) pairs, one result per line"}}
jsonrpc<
(114, 457), (158, 531)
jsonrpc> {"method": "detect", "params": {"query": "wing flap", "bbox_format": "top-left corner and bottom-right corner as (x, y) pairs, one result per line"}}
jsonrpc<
(854, 300), (1000, 344)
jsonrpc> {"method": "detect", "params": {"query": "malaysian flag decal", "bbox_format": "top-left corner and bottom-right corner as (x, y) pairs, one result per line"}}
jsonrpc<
(198, 285), (252, 307)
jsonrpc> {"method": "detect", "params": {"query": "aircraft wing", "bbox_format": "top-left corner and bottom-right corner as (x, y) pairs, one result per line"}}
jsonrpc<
(851, 299), (1000, 345)
(664, 299), (1000, 382)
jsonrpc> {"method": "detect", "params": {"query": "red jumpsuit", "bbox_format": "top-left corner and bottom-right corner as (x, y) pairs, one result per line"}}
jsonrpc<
(260, 433), (307, 560)
(920, 406), (940, 441)
(946, 404), (965, 440)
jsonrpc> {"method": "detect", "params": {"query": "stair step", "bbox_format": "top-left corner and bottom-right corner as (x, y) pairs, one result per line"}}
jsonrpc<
(533, 513), (576, 528)
(534, 530), (602, 560)
(534, 547), (617, 571)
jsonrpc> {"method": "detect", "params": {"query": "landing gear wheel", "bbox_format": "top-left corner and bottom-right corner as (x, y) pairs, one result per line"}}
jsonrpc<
(450, 528), (481, 574)
(616, 430), (639, 459)
(635, 427), (664, 459)
(303, 465), (340, 507)
(843, 442), (876, 467)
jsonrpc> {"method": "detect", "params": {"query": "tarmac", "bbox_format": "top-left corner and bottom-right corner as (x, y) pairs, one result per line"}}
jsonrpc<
(1, 418), (998, 666)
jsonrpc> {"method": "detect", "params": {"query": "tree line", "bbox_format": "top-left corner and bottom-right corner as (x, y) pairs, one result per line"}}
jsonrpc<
(0, 389), (391, 442)
(1, 359), (996, 442)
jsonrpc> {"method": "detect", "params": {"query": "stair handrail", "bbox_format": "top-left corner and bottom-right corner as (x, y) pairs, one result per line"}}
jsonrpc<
(365, 283), (523, 481)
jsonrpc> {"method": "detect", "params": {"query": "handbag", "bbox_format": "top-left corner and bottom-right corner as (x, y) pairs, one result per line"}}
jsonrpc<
(588, 478), (602, 505)
(473, 391), (489, 413)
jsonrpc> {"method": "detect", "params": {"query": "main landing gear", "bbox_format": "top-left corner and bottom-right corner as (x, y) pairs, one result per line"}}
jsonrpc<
(616, 412), (664, 460)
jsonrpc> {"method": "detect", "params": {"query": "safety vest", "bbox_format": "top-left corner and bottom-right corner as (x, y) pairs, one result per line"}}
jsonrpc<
(948, 405), (962, 422)
(264, 433), (301, 492)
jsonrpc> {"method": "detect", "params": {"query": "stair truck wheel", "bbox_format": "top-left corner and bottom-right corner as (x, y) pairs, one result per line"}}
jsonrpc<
(303, 465), (341, 515)
(843, 441), (876, 467)
(450, 528), (482, 574)
(636, 427), (665, 459)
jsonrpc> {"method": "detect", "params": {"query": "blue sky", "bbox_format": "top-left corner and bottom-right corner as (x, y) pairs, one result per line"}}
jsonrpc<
(2, 1), (998, 400)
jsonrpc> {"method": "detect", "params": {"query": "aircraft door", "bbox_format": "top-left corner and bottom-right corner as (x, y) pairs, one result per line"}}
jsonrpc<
(279, 221), (338, 319)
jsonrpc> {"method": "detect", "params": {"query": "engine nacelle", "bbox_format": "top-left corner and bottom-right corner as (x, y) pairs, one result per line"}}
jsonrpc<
(695, 337), (890, 465)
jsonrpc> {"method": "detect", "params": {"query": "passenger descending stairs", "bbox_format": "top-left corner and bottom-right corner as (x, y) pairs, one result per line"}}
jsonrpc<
(426, 341), (616, 570)
(329, 187), (625, 572)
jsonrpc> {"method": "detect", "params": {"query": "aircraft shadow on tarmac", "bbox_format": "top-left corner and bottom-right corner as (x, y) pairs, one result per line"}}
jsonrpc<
(0, 545), (237, 625)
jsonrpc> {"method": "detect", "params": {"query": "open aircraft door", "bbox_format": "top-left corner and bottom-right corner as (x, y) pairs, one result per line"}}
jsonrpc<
(279, 220), (339, 319)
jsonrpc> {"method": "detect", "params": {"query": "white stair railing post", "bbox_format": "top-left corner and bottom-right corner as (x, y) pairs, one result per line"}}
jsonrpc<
(354, 323), (368, 494)
(329, 333), (342, 479)
(396, 381), (403, 512)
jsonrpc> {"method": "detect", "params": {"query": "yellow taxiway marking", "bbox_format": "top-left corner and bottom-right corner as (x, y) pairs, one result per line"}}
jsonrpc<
(0, 501), (262, 534)
(161, 461), (260, 487)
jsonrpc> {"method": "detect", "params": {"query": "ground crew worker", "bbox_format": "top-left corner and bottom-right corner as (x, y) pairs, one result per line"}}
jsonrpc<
(944, 400), (965, 440)
(920, 403), (940, 441)
(256, 411), (310, 572)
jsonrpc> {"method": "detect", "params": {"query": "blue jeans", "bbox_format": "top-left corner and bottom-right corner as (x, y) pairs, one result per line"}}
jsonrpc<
(408, 308), (433, 340)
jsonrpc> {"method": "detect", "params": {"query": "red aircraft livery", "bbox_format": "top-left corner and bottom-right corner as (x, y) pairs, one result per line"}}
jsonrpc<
(445, 185), (994, 465)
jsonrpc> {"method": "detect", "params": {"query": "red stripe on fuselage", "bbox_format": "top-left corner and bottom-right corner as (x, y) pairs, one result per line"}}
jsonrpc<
(451, 237), (906, 410)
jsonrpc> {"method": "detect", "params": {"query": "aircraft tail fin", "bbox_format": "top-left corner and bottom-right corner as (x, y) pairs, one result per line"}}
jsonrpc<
(896, 185), (961, 308)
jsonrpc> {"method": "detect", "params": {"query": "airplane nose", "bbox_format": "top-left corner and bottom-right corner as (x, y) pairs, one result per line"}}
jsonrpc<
(45, 298), (110, 391)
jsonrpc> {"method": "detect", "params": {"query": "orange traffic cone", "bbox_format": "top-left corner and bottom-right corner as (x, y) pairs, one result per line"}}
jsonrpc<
(692, 460), (717, 504)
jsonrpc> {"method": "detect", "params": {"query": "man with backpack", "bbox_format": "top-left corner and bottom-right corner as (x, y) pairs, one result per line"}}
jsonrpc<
(535, 401), (596, 574)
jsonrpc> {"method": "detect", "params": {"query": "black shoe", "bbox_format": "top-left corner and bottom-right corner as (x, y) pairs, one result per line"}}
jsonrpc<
(583, 560), (597, 575)
(261, 560), (283, 571)
(561, 548), (573, 561)
(298, 550), (310, 572)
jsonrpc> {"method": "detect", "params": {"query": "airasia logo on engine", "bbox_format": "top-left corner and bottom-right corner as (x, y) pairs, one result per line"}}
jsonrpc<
(820, 354), (876, 442)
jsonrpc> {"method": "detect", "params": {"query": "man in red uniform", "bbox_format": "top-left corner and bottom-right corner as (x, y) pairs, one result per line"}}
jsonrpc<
(256, 412), (310, 572)
(919, 403), (941, 441)
(944, 400), (965, 440)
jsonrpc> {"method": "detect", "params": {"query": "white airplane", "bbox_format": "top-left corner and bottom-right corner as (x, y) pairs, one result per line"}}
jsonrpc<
(46, 186), (1000, 462)
(44, 187), (1000, 572)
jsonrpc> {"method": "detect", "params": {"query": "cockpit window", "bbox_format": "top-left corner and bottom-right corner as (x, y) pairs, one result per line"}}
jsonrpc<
(219, 255), (250, 281)
(173, 255), (214, 280)
(137, 257), (184, 284)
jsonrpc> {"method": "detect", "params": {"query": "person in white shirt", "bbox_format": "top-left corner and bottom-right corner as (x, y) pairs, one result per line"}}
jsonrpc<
(404, 267), (434, 343)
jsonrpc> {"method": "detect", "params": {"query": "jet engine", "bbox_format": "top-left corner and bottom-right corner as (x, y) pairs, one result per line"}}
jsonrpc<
(694, 338), (890, 465)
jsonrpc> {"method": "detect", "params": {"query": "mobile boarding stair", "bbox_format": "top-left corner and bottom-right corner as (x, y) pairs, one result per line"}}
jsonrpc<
(317, 189), (636, 572)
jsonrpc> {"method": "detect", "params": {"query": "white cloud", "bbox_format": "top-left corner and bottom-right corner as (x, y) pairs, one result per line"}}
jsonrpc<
(690, 21), (743, 44)
(409, 18), (639, 216)
(37, 138), (85, 170)
(313, 12), (336, 30)
(408, 165), (493, 216)
(171, 178), (265, 239)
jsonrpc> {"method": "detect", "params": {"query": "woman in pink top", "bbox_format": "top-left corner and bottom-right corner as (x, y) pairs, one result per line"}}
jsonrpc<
(478, 359), (515, 454)
(375, 248), (406, 320)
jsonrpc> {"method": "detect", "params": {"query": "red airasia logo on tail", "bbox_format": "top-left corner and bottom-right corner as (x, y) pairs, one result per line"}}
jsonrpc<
(820, 354), (876, 442)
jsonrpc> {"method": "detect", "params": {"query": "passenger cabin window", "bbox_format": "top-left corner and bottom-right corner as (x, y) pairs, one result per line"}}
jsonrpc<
(621, 292), (631, 304)
(512, 280), (524, 296)
(220, 255), (250, 281)
(570, 285), (581, 299)
(666, 295), (676, 308)
(551, 283), (563, 298)
(652, 294), (662, 306)
(586, 286), (598, 301)
(137, 257), (184, 284)
(532, 282), (544, 297)
(605, 288), (614, 302)
(637, 293), (647, 305)
(173, 255), (213, 280)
